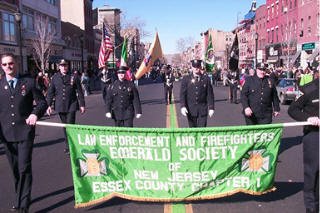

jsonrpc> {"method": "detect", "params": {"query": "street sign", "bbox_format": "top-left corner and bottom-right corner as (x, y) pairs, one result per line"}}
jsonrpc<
(302, 43), (315, 50)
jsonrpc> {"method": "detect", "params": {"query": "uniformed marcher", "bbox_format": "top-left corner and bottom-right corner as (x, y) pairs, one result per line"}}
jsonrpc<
(46, 59), (85, 153)
(227, 69), (239, 104)
(288, 78), (319, 213)
(180, 59), (215, 127)
(0, 53), (48, 213)
(162, 64), (175, 105)
(105, 66), (142, 127)
(100, 67), (116, 104)
(240, 62), (280, 125)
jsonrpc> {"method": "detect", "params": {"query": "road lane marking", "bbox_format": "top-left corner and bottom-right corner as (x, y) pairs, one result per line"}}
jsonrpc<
(164, 94), (193, 213)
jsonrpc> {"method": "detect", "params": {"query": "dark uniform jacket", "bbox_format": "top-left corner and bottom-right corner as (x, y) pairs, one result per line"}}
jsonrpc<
(180, 73), (215, 117)
(162, 72), (175, 88)
(0, 75), (47, 142)
(106, 79), (142, 120)
(46, 72), (85, 113)
(288, 79), (319, 134)
(241, 75), (280, 118)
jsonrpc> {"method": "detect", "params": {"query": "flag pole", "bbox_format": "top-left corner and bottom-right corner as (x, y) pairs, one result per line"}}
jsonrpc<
(35, 121), (313, 128)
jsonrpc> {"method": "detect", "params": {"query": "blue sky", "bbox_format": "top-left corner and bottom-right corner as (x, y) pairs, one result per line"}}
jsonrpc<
(93, 0), (266, 54)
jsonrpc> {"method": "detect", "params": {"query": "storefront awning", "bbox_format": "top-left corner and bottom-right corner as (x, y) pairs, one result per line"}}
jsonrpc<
(291, 51), (301, 65)
(307, 49), (319, 62)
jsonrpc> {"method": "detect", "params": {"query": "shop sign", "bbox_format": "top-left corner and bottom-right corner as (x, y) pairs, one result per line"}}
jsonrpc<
(302, 43), (315, 50)
(0, 44), (19, 55)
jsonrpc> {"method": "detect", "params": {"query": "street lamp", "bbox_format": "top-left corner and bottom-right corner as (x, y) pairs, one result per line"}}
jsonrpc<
(14, 10), (23, 73)
(254, 32), (259, 69)
(79, 35), (84, 73)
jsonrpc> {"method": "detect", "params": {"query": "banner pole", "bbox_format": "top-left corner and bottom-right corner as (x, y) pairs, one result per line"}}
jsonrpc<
(282, 121), (312, 127)
(36, 121), (66, 128)
(36, 121), (313, 128)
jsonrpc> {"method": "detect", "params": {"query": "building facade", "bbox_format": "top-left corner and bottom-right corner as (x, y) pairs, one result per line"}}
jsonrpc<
(297, 0), (320, 69)
(255, 4), (267, 63)
(61, 0), (94, 73)
(0, 0), (23, 70)
(20, 0), (64, 75)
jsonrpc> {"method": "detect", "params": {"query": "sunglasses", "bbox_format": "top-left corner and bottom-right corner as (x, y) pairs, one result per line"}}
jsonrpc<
(59, 64), (68, 67)
(1, 62), (14, 67)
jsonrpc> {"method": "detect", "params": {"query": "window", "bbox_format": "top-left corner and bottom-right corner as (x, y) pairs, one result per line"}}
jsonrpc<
(281, 0), (284, 12)
(272, 6), (274, 18)
(267, 31), (270, 43)
(46, 0), (55, 5)
(22, 8), (34, 31)
(301, 0), (304, 5)
(294, 0), (297, 7)
(290, 0), (292, 9)
(1, 12), (16, 42)
(271, 29), (274, 43)
(294, 21), (297, 37)
(276, 4), (279, 16)
(308, 16), (311, 36)
(276, 28), (279, 42)
(318, 13), (320, 36)
(48, 17), (57, 34)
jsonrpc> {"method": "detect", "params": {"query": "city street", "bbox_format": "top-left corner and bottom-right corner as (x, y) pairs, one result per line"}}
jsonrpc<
(0, 80), (305, 213)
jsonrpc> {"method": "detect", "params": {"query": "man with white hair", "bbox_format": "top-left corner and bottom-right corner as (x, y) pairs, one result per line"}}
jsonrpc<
(180, 59), (215, 127)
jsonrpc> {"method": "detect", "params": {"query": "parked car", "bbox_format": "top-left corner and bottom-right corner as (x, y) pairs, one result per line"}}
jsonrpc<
(276, 78), (299, 104)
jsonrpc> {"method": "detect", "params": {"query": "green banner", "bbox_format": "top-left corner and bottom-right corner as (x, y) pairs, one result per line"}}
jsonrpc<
(66, 124), (283, 208)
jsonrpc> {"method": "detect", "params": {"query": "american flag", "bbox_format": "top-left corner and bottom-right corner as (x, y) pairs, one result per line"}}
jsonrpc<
(98, 23), (113, 68)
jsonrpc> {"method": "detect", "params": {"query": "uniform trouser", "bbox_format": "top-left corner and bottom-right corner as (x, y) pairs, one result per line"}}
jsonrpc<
(187, 114), (207, 127)
(164, 86), (173, 104)
(244, 114), (272, 125)
(101, 82), (111, 104)
(114, 118), (133, 127)
(3, 140), (33, 209)
(229, 83), (238, 103)
(59, 111), (76, 149)
(302, 131), (319, 212)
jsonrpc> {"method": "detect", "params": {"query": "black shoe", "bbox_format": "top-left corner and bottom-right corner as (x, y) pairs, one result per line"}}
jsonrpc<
(19, 207), (29, 213)
(306, 208), (317, 213)
(10, 206), (19, 211)
(169, 101), (172, 104)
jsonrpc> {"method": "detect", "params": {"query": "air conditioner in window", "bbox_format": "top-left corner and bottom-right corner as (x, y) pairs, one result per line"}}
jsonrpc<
(299, 30), (303, 37)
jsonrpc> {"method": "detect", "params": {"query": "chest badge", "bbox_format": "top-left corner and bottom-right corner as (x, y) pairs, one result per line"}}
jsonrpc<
(4, 85), (8, 90)
(21, 85), (26, 96)
(191, 79), (195, 84)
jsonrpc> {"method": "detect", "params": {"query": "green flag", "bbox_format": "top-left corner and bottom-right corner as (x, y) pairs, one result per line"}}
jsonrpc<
(205, 34), (215, 73)
(120, 36), (128, 67)
(67, 123), (283, 208)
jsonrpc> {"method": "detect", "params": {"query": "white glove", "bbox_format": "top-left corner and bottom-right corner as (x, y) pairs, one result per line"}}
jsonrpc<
(181, 107), (188, 116)
(209, 109), (214, 118)
(106, 112), (112, 118)
(136, 114), (142, 119)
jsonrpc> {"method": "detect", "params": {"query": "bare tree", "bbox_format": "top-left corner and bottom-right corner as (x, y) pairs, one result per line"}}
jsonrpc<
(31, 15), (55, 74)
(121, 11), (151, 40)
(176, 36), (194, 53)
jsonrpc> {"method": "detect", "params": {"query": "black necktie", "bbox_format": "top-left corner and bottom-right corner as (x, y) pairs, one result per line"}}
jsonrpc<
(9, 80), (14, 91)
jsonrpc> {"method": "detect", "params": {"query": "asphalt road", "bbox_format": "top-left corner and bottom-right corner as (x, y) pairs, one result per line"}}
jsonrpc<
(0, 80), (305, 213)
